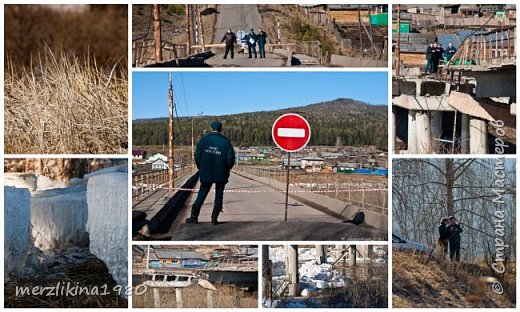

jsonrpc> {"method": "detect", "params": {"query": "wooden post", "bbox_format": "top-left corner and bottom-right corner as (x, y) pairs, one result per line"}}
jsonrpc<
(500, 29), (504, 64)
(153, 5), (162, 62)
(357, 5), (363, 58)
(185, 5), (191, 55)
(395, 4), (401, 76)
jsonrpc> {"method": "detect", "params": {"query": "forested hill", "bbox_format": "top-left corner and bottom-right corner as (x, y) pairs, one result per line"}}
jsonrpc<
(133, 98), (388, 149)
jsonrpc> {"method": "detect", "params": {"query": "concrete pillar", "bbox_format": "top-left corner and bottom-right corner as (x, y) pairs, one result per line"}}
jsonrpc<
(460, 114), (470, 153)
(288, 245), (299, 296)
(349, 245), (357, 266)
(407, 110), (417, 153)
(358, 245), (369, 259)
(176, 288), (183, 308)
(392, 108), (396, 153)
(207, 290), (213, 308)
(262, 246), (269, 268)
(153, 288), (161, 308)
(430, 111), (442, 140)
(444, 81), (451, 95)
(316, 245), (325, 264)
(415, 79), (422, 97)
(416, 111), (432, 153)
(469, 118), (487, 154)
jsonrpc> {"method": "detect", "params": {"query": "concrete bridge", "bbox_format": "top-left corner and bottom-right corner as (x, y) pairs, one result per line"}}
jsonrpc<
(132, 170), (388, 241)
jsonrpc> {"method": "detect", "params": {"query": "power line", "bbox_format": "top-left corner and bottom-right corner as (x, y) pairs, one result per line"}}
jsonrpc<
(180, 73), (190, 116)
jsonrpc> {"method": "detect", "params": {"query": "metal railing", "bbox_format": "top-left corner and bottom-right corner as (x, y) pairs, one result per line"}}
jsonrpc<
(235, 166), (388, 215)
(132, 39), (189, 67)
(132, 166), (192, 201)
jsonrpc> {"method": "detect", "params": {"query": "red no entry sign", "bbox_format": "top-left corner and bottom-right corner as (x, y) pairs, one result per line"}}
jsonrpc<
(272, 113), (311, 152)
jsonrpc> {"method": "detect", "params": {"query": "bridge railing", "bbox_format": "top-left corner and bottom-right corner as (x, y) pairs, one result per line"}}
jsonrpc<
(448, 26), (515, 68)
(235, 166), (388, 215)
(132, 166), (192, 201)
(132, 39), (189, 67)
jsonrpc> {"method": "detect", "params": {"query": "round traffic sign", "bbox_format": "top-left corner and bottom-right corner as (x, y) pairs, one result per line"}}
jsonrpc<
(272, 113), (311, 152)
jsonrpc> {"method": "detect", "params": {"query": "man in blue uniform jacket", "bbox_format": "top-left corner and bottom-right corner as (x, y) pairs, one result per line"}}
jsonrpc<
(186, 121), (235, 225)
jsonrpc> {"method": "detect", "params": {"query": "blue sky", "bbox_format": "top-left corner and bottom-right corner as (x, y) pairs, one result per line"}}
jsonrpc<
(133, 72), (388, 119)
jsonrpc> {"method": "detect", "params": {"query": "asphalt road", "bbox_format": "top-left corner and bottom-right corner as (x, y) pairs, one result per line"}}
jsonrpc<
(167, 172), (387, 241)
(213, 4), (262, 44)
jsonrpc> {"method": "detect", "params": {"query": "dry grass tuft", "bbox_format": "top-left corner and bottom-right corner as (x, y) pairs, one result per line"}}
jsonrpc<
(392, 251), (516, 308)
(5, 50), (128, 154)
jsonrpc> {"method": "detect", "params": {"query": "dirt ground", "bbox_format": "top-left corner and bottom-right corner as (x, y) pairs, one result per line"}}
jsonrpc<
(132, 4), (216, 47)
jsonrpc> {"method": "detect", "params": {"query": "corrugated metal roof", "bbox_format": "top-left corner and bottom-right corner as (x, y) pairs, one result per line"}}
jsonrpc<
(327, 4), (373, 10)
(437, 34), (462, 50)
(154, 250), (208, 260)
(397, 33), (436, 53)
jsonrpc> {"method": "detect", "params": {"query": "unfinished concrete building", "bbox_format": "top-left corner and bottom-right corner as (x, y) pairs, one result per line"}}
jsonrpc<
(393, 26), (516, 154)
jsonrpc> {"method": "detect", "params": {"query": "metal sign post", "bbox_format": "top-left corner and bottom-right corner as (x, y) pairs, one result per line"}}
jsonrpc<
(284, 152), (291, 222)
(272, 113), (311, 222)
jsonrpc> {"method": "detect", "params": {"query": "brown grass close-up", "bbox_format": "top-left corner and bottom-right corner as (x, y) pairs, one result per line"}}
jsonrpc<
(392, 251), (516, 308)
(4, 5), (127, 69)
(4, 5), (128, 154)
(5, 51), (128, 154)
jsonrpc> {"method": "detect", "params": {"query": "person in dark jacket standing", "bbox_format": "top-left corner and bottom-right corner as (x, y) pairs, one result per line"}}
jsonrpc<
(257, 27), (267, 58)
(186, 121), (235, 225)
(444, 42), (456, 61)
(438, 217), (450, 259)
(221, 28), (237, 59)
(447, 215), (463, 262)
(244, 28), (257, 58)
(425, 42), (434, 74)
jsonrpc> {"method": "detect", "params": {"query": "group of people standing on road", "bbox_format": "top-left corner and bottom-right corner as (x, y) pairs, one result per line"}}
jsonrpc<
(438, 215), (463, 262)
(221, 27), (268, 60)
(425, 41), (456, 74)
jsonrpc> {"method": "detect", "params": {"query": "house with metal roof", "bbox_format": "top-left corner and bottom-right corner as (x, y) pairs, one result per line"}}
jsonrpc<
(147, 249), (209, 269)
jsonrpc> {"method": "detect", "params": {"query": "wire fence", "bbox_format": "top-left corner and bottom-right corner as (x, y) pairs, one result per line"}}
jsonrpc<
(235, 166), (388, 215)
(132, 166), (193, 201)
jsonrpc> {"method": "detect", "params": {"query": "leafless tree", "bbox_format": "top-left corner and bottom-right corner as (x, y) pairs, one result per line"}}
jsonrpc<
(393, 158), (516, 263)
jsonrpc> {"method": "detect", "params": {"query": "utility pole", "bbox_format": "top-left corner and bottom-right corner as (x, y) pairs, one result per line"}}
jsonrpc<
(368, 5), (376, 59)
(197, 4), (206, 51)
(396, 4), (401, 76)
(358, 5), (363, 58)
(153, 4), (163, 62)
(168, 73), (174, 192)
(190, 4), (198, 52)
(185, 4), (191, 55)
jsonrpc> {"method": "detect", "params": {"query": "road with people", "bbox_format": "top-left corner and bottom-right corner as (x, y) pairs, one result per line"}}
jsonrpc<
(164, 172), (386, 241)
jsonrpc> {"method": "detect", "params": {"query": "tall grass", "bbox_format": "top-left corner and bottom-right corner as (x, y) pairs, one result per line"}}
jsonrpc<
(5, 50), (128, 154)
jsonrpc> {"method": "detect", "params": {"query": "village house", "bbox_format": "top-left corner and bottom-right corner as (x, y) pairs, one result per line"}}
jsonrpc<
(145, 249), (208, 269)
